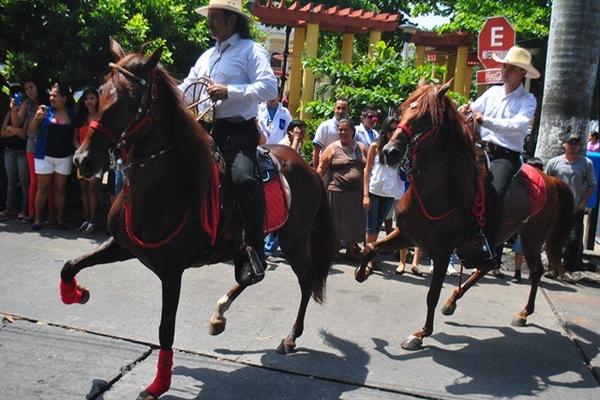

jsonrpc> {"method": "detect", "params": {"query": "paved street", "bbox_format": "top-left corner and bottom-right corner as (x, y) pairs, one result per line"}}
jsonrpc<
(1, 217), (599, 399)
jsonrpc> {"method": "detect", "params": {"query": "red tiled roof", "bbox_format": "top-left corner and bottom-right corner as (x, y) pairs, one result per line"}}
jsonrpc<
(252, 1), (400, 33)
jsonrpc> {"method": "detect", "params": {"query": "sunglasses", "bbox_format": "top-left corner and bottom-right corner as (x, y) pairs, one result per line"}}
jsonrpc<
(566, 140), (580, 145)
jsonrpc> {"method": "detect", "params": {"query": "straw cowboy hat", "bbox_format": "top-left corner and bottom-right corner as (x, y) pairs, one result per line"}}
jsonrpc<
(196, 0), (250, 20)
(492, 46), (540, 79)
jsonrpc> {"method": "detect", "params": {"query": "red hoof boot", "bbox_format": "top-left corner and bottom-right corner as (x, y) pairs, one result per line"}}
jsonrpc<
(144, 349), (173, 398)
(60, 279), (89, 304)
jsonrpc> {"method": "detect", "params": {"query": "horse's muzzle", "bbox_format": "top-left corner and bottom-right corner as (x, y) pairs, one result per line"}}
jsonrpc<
(383, 143), (402, 165)
(73, 149), (95, 179)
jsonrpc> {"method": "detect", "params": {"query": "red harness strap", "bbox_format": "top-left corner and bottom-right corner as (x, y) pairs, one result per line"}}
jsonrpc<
(123, 186), (191, 249)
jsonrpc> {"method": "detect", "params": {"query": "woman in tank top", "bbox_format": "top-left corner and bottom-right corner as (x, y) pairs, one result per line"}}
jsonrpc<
(28, 82), (76, 230)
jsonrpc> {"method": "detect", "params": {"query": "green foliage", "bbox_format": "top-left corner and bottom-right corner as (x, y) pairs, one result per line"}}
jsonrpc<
(412, 0), (551, 39)
(0, 0), (211, 88)
(301, 41), (446, 126)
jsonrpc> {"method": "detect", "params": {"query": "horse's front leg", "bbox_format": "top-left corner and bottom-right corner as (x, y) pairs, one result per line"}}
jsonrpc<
(138, 274), (182, 400)
(441, 268), (486, 316)
(355, 228), (409, 282)
(208, 284), (246, 335)
(60, 237), (133, 304)
(402, 254), (449, 350)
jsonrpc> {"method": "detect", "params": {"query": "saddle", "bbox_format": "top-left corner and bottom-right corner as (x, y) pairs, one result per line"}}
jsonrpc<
(199, 145), (291, 247)
(456, 160), (547, 269)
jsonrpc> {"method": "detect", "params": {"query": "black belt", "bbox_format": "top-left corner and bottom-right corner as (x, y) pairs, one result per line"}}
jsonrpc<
(484, 142), (520, 157)
(215, 117), (253, 124)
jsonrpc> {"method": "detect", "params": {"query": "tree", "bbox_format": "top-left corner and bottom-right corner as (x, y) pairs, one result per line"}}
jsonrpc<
(0, 0), (211, 88)
(534, 0), (600, 164)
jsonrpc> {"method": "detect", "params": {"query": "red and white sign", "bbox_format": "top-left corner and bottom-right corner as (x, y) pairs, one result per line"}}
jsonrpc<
(478, 16), (516, 69)
(476, 68), (502, 85)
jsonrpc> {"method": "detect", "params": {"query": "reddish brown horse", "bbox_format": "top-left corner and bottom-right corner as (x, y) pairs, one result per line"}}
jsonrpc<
(60, 40), (336, 399)
(355, 81), (573, 351)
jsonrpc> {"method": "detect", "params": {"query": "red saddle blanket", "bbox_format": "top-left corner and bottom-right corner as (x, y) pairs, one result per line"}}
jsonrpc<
(520, 163), (546, 217)
(199, 163), (290, 246)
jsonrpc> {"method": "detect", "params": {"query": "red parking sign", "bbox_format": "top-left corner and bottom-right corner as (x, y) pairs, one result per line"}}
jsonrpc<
(478, 16), (516, 69)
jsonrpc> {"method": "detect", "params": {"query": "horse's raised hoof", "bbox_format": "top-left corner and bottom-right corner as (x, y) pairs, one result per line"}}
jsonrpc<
(79, 288), (90, 304)
(441, 301), (456, 316)
(208, 316), (226, 336)
(511, 316), (527, 327)
(401, 335), (423, 351)
(354, 266), (370, 283)
(276, 337), (297, 354)
(136, 390), (159, 400)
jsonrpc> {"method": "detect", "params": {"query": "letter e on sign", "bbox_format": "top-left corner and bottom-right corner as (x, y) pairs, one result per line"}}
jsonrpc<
(478, 16), (515, 69)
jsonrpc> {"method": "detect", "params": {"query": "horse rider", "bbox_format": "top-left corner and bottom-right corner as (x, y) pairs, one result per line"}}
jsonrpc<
(462, 46), (540, 270)
(179, 0), (278, 286)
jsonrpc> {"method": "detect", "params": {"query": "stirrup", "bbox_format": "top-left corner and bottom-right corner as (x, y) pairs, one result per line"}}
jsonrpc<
(234, 245), (265, 286)
(456, 232), (496, 269)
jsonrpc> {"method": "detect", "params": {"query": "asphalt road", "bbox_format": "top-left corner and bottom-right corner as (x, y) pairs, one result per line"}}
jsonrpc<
(1, 217), (599, 399)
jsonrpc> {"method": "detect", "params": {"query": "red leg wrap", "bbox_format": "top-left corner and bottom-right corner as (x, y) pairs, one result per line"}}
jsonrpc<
(145, 349), (173, 397)
(60, 278), (84, 304)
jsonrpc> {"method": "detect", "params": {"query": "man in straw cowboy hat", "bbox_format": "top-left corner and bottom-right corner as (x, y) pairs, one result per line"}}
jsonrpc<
(179, 0), (278, 286)
(462, 45), (540, 274)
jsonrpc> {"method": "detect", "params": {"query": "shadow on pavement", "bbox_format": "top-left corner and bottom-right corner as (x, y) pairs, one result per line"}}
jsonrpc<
(373, 322), (598, 398)
(165, 331), (369, 400)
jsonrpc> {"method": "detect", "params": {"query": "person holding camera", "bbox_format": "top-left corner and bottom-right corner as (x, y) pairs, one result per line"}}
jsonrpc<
(0, 86), (29, 219)
(27, 82), (75, 230)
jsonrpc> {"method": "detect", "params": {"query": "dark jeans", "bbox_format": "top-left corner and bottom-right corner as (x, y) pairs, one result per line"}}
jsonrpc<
(488, 152), (521, 263)
(4, 147), (29, 213)
(212, 119), (265, 256)
(564, 209), (584, 272)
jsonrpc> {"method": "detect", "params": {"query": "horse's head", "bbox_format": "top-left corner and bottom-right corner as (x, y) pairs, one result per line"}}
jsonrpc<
(74, 38), (163, 178)
(383, 79), (454, 166)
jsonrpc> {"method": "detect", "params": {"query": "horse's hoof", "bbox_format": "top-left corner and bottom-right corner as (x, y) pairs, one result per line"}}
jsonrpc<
(401, 335), (423, 351)
(276, 338), (296, 354)
(511, 316), (527, 327)
(354, 266), (370, 283)
(441, 302), (456, 316)
(137, 390), (159, 400)
(208, 317), (226, 336)
(79, 288), (90, 304)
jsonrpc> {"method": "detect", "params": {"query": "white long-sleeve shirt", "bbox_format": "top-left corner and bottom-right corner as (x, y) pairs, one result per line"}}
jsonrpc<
(471, 84), (536, 152)
(179, 33), (278, 120)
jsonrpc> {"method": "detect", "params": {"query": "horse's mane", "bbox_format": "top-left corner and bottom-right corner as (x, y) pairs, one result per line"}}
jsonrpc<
(406, 84), (483, 211)
(117, 54), (214, 200)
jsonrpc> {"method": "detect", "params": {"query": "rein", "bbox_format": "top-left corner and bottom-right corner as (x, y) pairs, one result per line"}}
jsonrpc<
(94, 62), (191, 249)
(400, 121), (458, 221)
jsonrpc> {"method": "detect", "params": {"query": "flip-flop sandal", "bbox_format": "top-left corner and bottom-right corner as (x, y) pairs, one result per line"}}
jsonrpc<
(395, 265), (406, 275)
(411, 265), (423, 276)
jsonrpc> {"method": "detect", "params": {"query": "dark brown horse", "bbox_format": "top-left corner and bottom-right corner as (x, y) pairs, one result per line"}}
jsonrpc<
(355, 81), (573, 351)
(59, 40), (336, 399)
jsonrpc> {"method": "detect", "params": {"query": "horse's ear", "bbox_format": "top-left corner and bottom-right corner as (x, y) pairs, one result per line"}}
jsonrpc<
(417, 77), (428, 88)
(142, 46), (163, 71)
(438, 78), (454, 97)
(109, 37), (126, 61)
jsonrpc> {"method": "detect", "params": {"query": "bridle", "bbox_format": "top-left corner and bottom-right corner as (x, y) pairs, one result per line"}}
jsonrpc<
(395, 96), (457, 221)
(89, 62), (159, 163)
(90, 61), (190, 249)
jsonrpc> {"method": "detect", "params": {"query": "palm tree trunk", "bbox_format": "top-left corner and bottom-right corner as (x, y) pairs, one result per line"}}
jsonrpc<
(535, 0), (600, 164)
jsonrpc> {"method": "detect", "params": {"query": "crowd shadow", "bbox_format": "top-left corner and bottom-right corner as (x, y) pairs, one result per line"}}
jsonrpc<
(373, 322), (599, 398)
(158, 331), (370, 400)
(0, 217), (108, 244)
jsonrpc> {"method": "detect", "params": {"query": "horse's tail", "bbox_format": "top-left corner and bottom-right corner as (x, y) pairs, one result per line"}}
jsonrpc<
(545, 177), (574, 259)
(309, 183), (337, 304)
